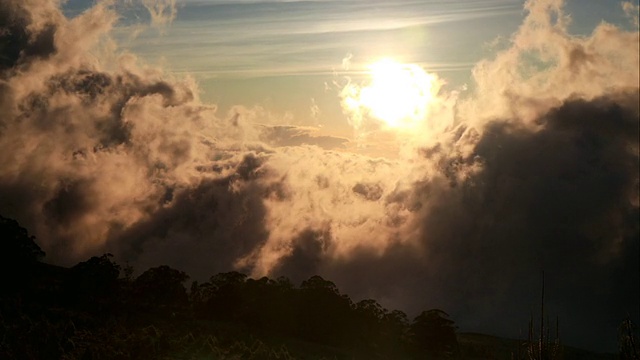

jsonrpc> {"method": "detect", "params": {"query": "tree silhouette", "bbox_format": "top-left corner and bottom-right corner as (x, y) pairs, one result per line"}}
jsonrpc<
(66, 254), (121, 313)
(618, 317), (639, 360)
(133, 265), (189, 313)
(200, 271), (248, 321)
(353, 299), (387, 350)
(0, 215), (45, 265)
(1, 217), (614, 359)
(411, 309), (459, 357)
(0, 215), (45, 292)
(298, 275), (353, 346)
(381, 309), (410, 353)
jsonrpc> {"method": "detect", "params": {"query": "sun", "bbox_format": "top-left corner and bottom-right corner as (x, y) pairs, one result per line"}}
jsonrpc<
(344, 58), (438, 129)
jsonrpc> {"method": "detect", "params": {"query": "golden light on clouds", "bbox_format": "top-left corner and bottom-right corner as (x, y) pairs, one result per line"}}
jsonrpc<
(342, 58), (439, 130)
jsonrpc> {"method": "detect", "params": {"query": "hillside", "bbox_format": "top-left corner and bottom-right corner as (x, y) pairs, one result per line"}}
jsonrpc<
(1, 260), (623, 359)
(0, 215), (633, 359)
(457, 332), (617, 360)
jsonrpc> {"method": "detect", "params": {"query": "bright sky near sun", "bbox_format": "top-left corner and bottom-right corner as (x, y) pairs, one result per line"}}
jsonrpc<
(342, 58), (440, 129)
(62, 0), (639, 137)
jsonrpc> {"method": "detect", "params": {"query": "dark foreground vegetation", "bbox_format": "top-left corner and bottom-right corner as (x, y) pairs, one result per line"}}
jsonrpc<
(0, 215), (634, 359)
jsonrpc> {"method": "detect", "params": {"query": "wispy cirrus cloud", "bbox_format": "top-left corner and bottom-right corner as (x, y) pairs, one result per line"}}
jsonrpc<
(110, 0), (523, 78)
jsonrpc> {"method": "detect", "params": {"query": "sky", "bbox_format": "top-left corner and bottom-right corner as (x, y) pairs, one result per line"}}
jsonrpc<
(1, 0), (639, 352)
(62, 0), (640, 136)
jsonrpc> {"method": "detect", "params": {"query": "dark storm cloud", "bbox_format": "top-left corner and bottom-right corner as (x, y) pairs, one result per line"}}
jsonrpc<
(320, 92), (640, 351)
(271, 227), (331, 285)
(109, 172), (272, 279)
(0, 1), (57, 72)
(425, 92), (638, 348)
(352, 182), (384, 201)
(43, 179), (96, 227)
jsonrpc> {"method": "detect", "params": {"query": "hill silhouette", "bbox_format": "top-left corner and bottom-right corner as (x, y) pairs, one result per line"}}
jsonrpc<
(0, 215), (631, 359)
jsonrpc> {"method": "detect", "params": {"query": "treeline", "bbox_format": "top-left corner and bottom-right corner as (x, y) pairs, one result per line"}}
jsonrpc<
(0, 215), (458, 359)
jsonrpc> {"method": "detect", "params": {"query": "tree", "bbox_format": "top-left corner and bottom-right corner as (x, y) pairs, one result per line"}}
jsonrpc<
(133, 265), (189, 312)
(381, 310), (410, 353)
(0, 215), (45, 292)
(520, 272), (561, 360)
(297, 275), (353, 346)
(300, 275), (339, 294)
(199, 271), (248, 321)
(66, 254), (121, 313)
(210, 271), (247, 289)
(619, 317), (640, 360)
(0, 215), (45, 266)
(411, 309), (459, 357)
(353, 299), (387, 348)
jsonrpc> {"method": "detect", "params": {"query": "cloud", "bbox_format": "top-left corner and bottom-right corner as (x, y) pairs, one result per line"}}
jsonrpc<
(258, 125), (348, 149)
(464, 0), (639, 126)
(140, 0), (178, 27)
(623, 1), (640, 27)
(341, 53), (352, 71)
(0, 0), (637, 353)
(409, 92), (639, 346)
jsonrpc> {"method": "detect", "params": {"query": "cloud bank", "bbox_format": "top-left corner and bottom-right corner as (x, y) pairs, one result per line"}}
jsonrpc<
(0, 0), (637, 352)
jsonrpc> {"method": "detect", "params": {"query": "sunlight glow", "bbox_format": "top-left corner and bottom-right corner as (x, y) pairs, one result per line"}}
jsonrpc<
(344, 58), (438, 129)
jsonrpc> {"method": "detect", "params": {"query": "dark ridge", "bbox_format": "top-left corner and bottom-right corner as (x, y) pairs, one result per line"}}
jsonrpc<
(0, 215), (630, 359)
